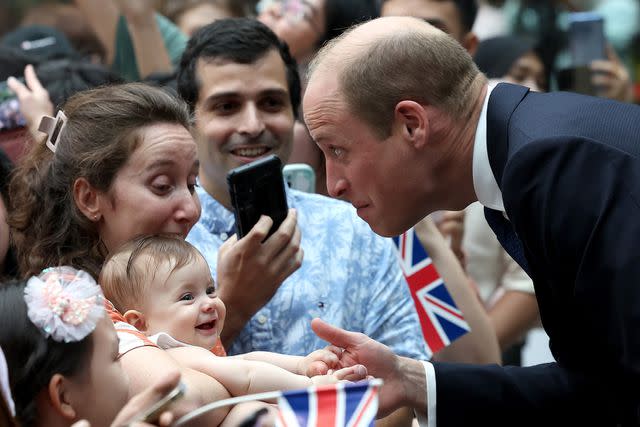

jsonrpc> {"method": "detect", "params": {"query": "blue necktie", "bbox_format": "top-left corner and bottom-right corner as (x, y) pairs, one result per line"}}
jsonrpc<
(484, 207), (531, 276)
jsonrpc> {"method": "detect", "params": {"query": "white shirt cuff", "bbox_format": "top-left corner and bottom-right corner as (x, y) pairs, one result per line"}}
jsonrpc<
(414, 360), (436, 427)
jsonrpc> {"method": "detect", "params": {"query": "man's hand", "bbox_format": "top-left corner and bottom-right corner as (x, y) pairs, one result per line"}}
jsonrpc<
(217, 209), (303, 345)
(590, 46), (634, 103)
(311, 318), (425, 418)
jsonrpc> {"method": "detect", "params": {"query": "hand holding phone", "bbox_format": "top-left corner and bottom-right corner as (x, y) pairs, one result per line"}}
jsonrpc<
(227, 155), (289, 239)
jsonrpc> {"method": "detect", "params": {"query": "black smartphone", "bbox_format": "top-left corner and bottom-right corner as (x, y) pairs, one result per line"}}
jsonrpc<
(227, 154), (289, 239)
(568, 12), (606, 67)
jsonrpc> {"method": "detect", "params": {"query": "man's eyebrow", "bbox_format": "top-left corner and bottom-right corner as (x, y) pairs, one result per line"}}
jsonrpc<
(200, 91), (239, 109)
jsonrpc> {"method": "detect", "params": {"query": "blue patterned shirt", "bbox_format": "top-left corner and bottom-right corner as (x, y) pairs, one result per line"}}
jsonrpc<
(187, 185), (429, 360)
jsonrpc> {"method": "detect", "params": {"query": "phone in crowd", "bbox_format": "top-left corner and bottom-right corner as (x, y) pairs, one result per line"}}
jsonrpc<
(227, 154), (289, 239)
(135, 381), (186, 424)
(557, 12), (606, 96)
(568, 12), (606, 66)
(283, 163), (316, 193)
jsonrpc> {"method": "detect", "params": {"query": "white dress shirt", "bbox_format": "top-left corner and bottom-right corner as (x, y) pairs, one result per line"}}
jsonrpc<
(418, 83), (502, 427)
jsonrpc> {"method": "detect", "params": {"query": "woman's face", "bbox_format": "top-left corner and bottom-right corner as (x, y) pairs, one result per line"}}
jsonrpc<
(95, 123), (201, 253)
(258, 0), (326, 60)
(504, 51), (546, 92)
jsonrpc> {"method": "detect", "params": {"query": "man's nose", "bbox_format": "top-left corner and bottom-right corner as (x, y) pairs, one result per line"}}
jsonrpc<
(238, 104), (266, 138)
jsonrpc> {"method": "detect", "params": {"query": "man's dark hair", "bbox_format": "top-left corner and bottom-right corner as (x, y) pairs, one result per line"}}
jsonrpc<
(177, 18), (301, 117)
(380, 0), (478, 33)
(455, 0), (478, 33)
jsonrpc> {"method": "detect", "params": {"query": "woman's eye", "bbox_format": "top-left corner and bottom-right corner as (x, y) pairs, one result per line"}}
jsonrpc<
(180, 293), (194, 301)
(151, 177), (173, 194)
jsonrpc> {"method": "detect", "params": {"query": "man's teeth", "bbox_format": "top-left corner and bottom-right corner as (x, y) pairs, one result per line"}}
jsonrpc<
(234, 147), (268, 157)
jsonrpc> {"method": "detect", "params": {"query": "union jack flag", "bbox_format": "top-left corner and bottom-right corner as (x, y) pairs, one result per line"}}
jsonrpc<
(393, 228), (470, 357)
(276, 380), (381, 427)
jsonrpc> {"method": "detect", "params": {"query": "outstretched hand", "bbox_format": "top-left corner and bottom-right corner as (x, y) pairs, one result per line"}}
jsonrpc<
(311, 318), (422, 417)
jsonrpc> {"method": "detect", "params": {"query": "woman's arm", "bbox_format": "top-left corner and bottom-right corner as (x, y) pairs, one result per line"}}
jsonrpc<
(414, 216), (501, 364)
(120, 345), (231, 426)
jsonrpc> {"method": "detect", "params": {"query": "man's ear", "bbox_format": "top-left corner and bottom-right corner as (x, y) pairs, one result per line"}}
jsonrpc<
(73, 177), (102, 222)
(123, 310), (148, 331)
(47, 374), (77, 420)
(462, 31), (479, 57)
(394, 100), (429, 149)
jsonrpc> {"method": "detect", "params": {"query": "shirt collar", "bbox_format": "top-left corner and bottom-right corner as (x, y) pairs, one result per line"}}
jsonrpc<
(472, 82), (505, 212)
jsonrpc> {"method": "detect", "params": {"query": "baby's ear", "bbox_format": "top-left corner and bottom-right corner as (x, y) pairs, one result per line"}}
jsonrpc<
(123, 310), (147, 331)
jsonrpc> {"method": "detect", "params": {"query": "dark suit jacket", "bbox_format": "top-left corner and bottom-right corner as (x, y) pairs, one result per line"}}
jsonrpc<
(433, 83), (640, 426)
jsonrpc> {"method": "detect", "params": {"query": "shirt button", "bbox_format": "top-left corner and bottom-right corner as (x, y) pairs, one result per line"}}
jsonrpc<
(257, 315), (267, 324)
(220, 232), (228, 241)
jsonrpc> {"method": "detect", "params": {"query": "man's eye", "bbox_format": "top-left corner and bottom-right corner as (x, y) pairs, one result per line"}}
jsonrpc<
(330, 146), (344, 158)
(180, 293), (194, 301)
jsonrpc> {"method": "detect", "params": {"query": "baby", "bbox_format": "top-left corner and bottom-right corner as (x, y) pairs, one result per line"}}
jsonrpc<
(100, 234), (365, 425)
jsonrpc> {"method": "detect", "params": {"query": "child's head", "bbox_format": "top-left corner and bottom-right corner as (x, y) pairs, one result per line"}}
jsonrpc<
(0, 266), (128, 427)
(100, 234), (226, 350)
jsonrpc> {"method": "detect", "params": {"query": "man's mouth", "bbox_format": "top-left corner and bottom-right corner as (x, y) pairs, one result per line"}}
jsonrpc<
(231, 147), (270, 158)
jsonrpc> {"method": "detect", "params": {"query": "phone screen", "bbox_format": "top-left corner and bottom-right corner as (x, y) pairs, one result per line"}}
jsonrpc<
(227, 155), (289, 239)
(568, 12), (605, 66)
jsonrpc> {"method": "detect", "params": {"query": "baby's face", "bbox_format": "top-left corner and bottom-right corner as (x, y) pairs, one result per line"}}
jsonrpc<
(143, 256), (226, 350)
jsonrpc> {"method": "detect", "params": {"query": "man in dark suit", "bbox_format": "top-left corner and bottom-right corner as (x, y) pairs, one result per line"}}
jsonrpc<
(302, 16), (640, 426)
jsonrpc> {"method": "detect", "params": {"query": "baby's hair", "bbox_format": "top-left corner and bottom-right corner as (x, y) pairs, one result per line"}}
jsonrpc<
(100, 234), (206, 313)
(0, 280), (93, 427)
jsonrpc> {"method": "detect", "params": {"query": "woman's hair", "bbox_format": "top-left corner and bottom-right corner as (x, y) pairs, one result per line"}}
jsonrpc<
(100, 234), (203, 313)
(0, 280), (93, 427)
(9, 83), (192, 279)
(0, 148), (18, 280)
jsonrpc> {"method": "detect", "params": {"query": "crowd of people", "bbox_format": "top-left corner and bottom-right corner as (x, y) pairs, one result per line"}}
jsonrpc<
(0, 0), (639, 426)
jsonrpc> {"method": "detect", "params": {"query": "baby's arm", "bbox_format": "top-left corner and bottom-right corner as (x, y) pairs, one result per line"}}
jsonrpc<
(233, 347), (341, 376)
(167, 346), (366, 397)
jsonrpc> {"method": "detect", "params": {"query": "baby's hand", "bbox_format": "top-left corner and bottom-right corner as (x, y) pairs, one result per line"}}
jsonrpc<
(310, 364), (368, 386)
(298, 346), (342, 377)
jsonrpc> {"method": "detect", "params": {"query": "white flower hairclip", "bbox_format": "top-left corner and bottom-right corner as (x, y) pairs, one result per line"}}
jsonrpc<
(37, 110), (67, 153)
(24, 267), (105, 343)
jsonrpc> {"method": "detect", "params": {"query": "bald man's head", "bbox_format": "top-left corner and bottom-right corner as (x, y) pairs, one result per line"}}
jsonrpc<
(305, 16), (483, 139)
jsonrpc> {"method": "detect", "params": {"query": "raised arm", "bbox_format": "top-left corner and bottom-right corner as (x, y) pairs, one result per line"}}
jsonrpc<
(74, 0), (174, 79)
(215, 210), (303, 346)
(414, 216), (501, 364)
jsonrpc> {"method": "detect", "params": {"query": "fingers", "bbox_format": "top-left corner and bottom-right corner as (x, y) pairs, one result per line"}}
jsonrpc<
(24, 64), (45, 92)
(6, 75), (30, 99)
(311, 318), (356, 350)
(332, 364), (368, 382)
(242, 215), (273, 249)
